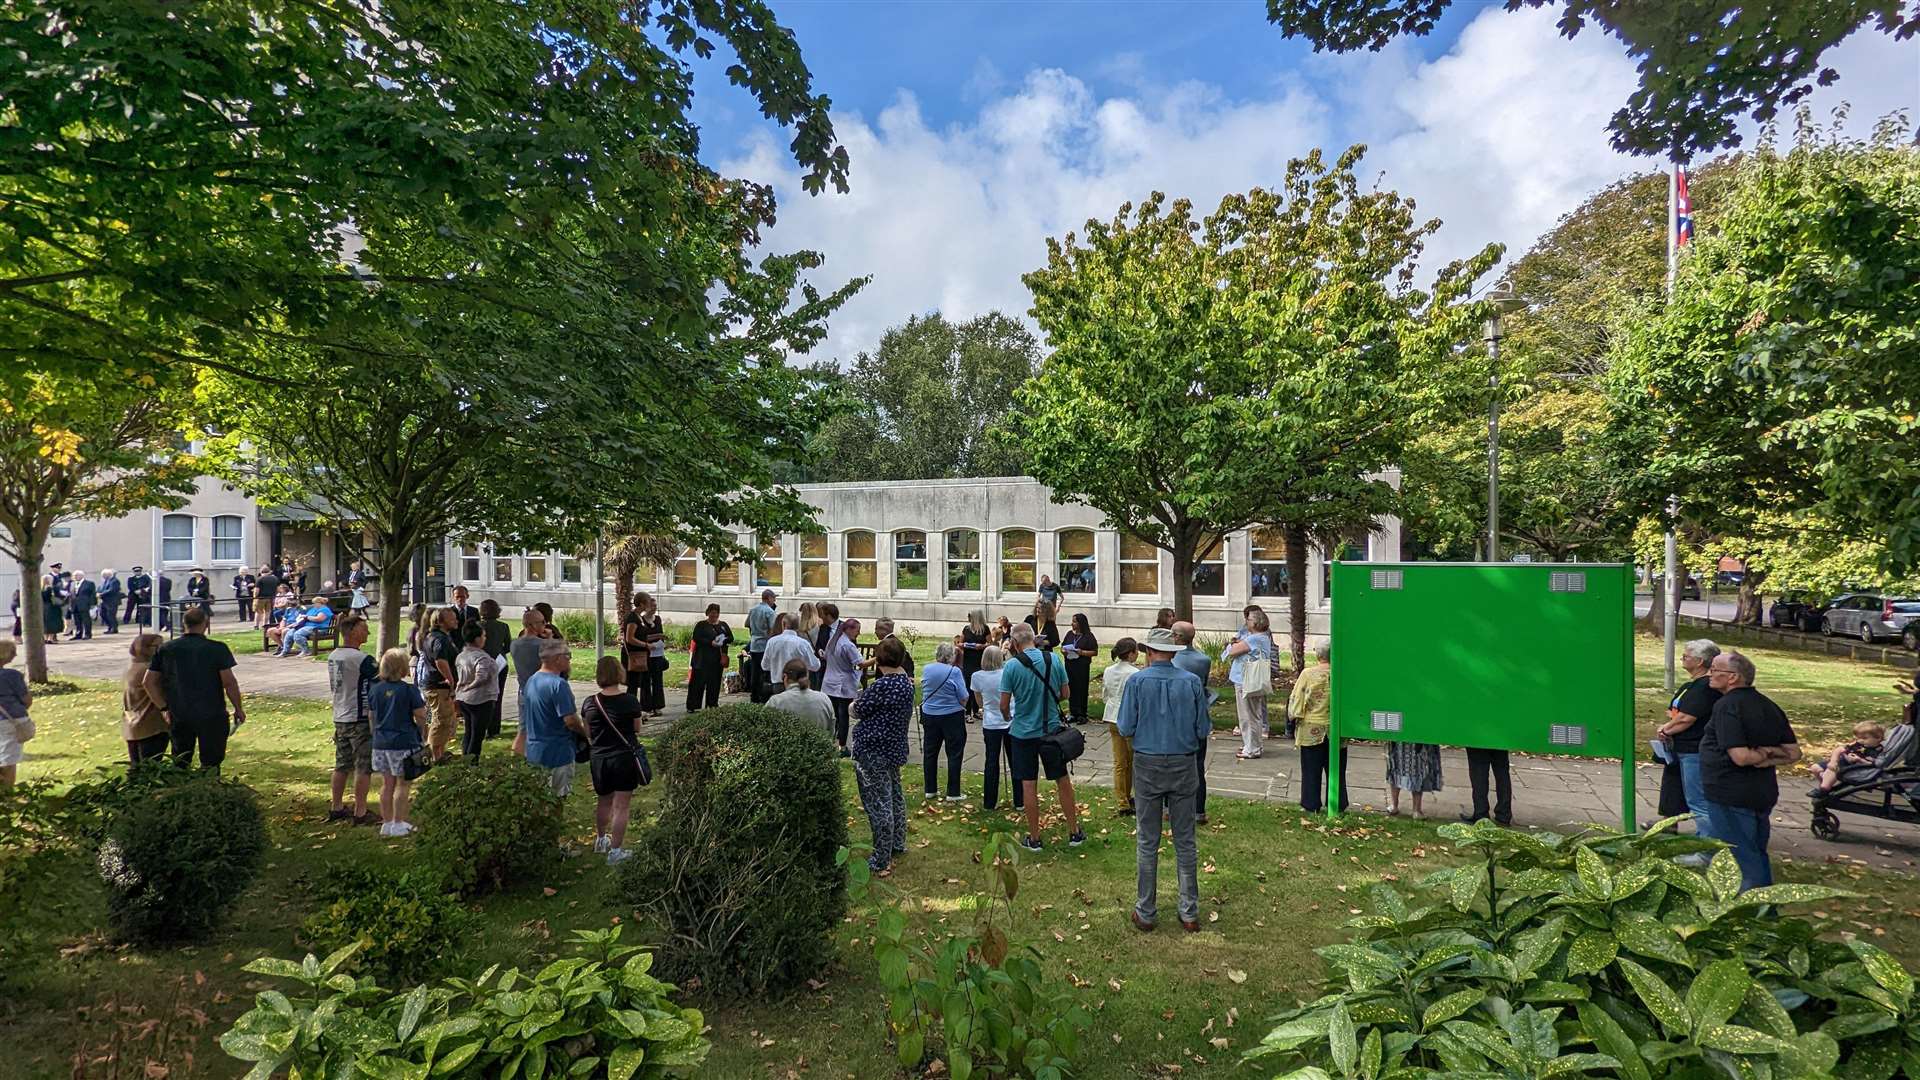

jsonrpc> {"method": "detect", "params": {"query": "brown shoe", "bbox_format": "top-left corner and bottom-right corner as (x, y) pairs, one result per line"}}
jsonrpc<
(1129, 910), (1155, 933)
(1180, 917), (1201, 933)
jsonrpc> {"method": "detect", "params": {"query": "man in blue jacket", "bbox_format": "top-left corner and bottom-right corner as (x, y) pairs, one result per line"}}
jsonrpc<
(1116, 627), (1211, 933)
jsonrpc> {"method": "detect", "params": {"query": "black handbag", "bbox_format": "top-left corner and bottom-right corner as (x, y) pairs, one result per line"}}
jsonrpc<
(585, 695), (654, 785)
(1014, 652), (1083, 768)
(401, 745), (433, 781)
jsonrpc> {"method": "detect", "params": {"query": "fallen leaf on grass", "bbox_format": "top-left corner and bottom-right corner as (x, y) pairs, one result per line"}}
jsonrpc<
(1226, 969), (1247, 984)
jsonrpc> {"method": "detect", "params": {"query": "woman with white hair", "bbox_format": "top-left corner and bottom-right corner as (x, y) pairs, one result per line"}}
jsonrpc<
(1290, 642), (1347, 813)
(974, 646), (1021, 812)
(920, 641), (970, 801)
(1655, 638), (1722, 839)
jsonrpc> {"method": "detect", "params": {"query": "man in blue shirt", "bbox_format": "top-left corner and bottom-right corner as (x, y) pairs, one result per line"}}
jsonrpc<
(996, 623), (1084, 852)
(1170, 621), (1215, 824)
(746, 589), (778, 703)
(514, 638), (588, 797)
(1116, 627), (1211, 932)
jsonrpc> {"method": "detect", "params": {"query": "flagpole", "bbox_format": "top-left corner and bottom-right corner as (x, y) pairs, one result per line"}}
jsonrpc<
(1662, 161), (1679, 693)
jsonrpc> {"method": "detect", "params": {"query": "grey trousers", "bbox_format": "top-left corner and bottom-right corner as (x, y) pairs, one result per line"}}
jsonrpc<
(1133, 752), (1200, 925)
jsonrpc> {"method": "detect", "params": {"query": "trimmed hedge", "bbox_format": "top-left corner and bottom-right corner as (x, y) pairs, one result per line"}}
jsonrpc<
(410, 755), (563, 896)
(617, 703), (847, 998)
(97, 773), (269, 945)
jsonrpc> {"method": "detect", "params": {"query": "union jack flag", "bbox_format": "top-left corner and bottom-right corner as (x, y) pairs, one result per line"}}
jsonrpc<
(1674, 165), (1694, 247)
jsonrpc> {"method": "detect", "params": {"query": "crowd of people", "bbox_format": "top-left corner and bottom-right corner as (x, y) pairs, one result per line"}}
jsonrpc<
(8, 556), (378, 645)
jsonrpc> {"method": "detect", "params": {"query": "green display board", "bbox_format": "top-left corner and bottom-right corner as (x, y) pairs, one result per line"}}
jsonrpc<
(1327, 561), (1636, 829)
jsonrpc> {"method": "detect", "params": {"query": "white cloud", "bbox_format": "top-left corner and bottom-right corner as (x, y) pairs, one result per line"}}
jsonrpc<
(721, 7), (1917, 363)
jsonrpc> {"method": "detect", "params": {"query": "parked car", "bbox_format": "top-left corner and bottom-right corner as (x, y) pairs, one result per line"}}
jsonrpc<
(1769, 591), (1822, 629)
(1819, 592), (1920, 642)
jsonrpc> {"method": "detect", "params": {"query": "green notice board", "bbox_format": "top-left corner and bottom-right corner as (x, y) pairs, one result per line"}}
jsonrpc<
(1327, 562), (1636, 829)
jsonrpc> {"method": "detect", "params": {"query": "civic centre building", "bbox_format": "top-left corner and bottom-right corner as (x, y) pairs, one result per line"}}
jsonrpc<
(26, 476), (1397, 638)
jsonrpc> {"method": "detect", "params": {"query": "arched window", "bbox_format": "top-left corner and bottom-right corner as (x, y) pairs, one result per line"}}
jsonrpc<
(894, 530), (928, 591)
(1119, 534), (1159, 595)
(161, 514), (194, 563)
(755, 535), (783, 588)
(1000, 529), (1036, 593)
(845, 530), (877, 590)
(1250, 527), (1291, 598)
(1192, 533), (1226, 597)
(1058, 529), (1095, 593)
(799, 533), (828, 588)
(211, 515), (243, 562)
(946, 530), (981, 592)
(672, 546), (697, 588)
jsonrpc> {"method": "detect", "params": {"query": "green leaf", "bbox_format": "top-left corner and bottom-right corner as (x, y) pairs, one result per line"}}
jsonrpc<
(242, 957), (307, 980)
(1450, 867), (1486, 914)
(1846, 940), (1915, 1003)
(1685, 959), (1752, 1032)
(1329, 1002), (1357, 1078)
(432, 1042), (482, 1076)
(1576, 1003), (1651, 1080)
(1737, 984), (1796, 1040)
(1360, 1027), (1382, 1080)
(396, 986), (429, 1045)
(1422, 989), (1485, 1031)
(1442, 1020), (1524, 1070)
(1541, 1052), (1622, 1078)
(1818, 1011), (1895, 1040)
(1728, 883), (1859, 908)
(1566, 931), (1618, 977)
(1574, 845), (1613, 900)
(1706, 850), (1742, 901)
(1612, 912), (1691, 966)
(1694, 1023), (1792, 1056)
(1780, 1032), (1840, 1077)
(1615, 957), (1692, 1033)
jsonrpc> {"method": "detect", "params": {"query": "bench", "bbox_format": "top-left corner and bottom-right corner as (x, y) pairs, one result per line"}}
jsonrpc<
(262, 593), (353, 654)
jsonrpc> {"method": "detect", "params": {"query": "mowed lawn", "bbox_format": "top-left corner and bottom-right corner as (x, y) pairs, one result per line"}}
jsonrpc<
(4, 633), (1919, 1079)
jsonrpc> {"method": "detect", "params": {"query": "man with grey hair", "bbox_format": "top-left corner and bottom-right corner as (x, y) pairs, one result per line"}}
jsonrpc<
(1657, 639), (1723, 846)
(1169, 621), (1214, 824)
(1116, 627), (1210, 932)
(514, 637), (587, 797)
(759, 612), (819, 689)
(746, 589), (778, 703)
(1699, 649), (1800, 891)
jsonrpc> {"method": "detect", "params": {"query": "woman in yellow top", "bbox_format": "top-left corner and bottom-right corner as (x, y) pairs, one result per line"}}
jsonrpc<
(1289, 642), (1346, 813)
(122, 632), (170, 767)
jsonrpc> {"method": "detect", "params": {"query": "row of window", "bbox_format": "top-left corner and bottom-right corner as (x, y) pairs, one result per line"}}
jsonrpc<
(160, 513), (245, 564)
(456, 548), (586, 586)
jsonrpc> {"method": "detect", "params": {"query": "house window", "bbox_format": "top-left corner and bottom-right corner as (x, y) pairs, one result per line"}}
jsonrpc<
(1322, 530), (1370, 605)
(946, 530), (981, 592)
(1058, 529), (1095, 593)
(559, 555), (582, 585)
(895, 530), (928, 591)
(1000, 529), (1036, 593)
(459, 545), (483, 582)
(673, 547), (697, 588)
(523, 553), (549, 584)
(1192, 534), (1226, 597)
(212, 515), (244, 562)
(162, 514), (194, 563)
(1250, 527), (1291, 598)
(799, 533), (828, 589)
(756, 535), (783, 588)
(491, 550), (513, 583)
(49, 525), (71, 539)
(1119, 535), (1160, 596)
(845, 530), (877, 590)
(712, 555), (740, 588)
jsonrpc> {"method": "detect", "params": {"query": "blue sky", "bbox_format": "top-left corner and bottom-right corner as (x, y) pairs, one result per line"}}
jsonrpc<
(682, 2), (1918, 363)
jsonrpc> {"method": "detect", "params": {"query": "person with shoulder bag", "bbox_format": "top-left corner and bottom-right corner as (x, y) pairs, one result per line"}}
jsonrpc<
(1223, 607), (1274, 760)
(919, 642), (971, 802)
(583, 657), (651, 866)
(0, 640), (33, 788)
(996, 623), (1085, 852)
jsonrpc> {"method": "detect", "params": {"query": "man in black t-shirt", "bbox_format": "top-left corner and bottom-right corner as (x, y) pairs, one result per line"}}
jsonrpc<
(143, 606), (245, 771)
(1698, 650), (1800, 892)
(1656, 640), (1723, 852)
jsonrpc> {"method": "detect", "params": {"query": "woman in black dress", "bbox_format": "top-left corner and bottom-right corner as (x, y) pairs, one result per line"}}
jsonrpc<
(1060, 612), (1098, 725)
(40, 575), (63, 645)
(957, 608), (990, 721)
(584, 656), (647, 864)
(1023, 598), (1059, 653)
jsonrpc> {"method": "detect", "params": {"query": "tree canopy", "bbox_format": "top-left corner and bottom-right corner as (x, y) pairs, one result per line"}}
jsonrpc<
(1265, 1), (1918, 157)
(1017, 145), (1498, 623)
(807, 312), (1041, 482)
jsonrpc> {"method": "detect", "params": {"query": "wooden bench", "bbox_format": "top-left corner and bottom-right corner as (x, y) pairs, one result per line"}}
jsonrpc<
(263, 593), (353, 654)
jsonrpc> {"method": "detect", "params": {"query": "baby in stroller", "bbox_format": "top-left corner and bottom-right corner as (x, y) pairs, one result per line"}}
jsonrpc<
(1811, 720), (1886, 791)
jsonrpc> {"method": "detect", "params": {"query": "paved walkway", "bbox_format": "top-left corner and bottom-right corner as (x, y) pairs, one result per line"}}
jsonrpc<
(40, 634), (1920, 875)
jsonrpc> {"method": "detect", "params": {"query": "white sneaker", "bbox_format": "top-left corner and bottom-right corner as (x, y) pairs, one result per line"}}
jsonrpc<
(379, 822), (396, 837)
(593, 834), (612, 855)
(606, 847), (631, 866)
(944, 795), (968, 803)
(391, 822), (414, 837)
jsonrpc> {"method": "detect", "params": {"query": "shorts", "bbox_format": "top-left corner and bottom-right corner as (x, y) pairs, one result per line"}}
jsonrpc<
(0, 719), (22, 767)
(371, 748), (416, 777)
(424, 688), (457, 746)
(542, 762), (576, 799)
(590, 753), (639, 795)
(1009, 735), (1067, 783)
(333, 723), (372, 773)
(253, 598), (272, 618)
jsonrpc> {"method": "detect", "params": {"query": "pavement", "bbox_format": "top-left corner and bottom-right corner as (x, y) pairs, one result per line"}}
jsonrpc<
(37, 631), (1920, 876)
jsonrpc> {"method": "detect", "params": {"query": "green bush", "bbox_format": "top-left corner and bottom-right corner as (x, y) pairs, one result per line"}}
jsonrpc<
(551, 610), (617, 645)
(221, 927), (708, 1079)
(97, 773), (269, 945)
(411, 755), (563, 896)
(1248, 817), (1918, 1079)
(298, 865), (473, 982)
(849, 820), (1091, 1078)
(617, 703), (846, 998)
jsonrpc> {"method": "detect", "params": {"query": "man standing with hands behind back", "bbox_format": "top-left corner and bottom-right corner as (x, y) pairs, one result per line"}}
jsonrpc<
(144, 605), (245, 771)
(1116, 627), (1211, 933)
(1698, 650), (1800, 892)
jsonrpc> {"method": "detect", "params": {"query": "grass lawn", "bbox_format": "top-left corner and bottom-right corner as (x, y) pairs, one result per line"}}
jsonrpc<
(6, 669), (1920, 1079)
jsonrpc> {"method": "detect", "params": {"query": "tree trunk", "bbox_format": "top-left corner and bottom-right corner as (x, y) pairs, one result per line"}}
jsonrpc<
(1637, 575), (1666, 634)
(1285, 523), (1310, 672)
(613, 564), (635, 621)
(13, 545), (46, 684)
(1169, 543), (1195, 624)
(377, 543), (413, 653)
(1733, 570), (1767, 625)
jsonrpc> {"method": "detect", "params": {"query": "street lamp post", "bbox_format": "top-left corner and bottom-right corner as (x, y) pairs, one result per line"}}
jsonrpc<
(1484, 313), (1502, 564)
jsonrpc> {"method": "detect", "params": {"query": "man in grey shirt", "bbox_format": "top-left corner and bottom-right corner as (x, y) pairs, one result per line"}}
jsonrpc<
(1170, 621), (1215, 824)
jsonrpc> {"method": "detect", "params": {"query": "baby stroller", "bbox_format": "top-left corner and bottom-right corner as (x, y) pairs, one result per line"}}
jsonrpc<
(1809, 719), (1919, 841)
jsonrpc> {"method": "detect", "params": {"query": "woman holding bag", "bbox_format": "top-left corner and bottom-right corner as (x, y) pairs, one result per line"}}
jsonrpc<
(1223, 608), (1273, 760)
(584, 656), (646, 866)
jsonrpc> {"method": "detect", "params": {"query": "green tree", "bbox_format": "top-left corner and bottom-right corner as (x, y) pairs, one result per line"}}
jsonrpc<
(1604, 122), (1920, 576)
(0, 0), (847, 381)
(1017, 146), (1498, 622)
(806, 312), (1042, 482)
(0, 369), (200, 682)
(1266, 1), (1918, 157)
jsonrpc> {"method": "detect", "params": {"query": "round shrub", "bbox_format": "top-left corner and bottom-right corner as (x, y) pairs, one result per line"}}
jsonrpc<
(617, 703), (847, 998)
(97, 774), (269, 945)
(411, 755), (563, 896)
(298, 865), (473, 982)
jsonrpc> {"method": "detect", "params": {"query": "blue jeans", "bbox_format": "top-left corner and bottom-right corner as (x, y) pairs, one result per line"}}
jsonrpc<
(1702, 800), (1773, 891)
(281, 625), (316, 654)
(1678, 752), (1713, 838)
